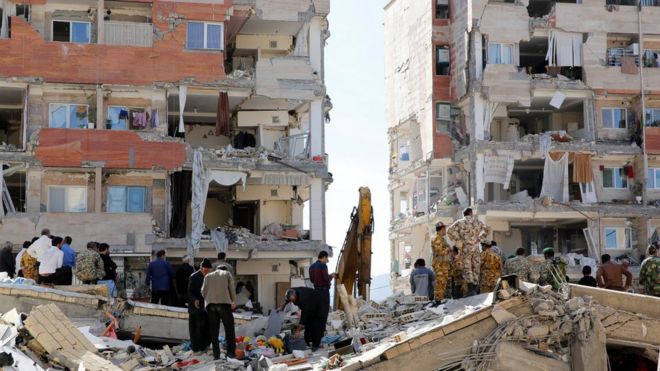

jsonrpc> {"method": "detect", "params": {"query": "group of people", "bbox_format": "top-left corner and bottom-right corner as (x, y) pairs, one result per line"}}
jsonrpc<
(410, 207), (660, 301)
(0, 229), (117, 291)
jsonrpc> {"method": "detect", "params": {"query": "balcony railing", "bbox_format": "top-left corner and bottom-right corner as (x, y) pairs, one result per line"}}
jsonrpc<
(103, 21), (152, 47)
(275, 133), (309, 160)
(607, 47), (639, 67)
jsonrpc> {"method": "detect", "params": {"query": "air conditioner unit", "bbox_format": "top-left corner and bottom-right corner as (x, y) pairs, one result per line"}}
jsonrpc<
(628, 43), (640, 56)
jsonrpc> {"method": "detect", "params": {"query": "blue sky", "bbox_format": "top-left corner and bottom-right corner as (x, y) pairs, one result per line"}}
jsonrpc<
(324, 1), (390, 276)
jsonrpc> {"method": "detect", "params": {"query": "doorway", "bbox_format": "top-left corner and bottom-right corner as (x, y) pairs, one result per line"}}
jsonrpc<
(233, 202), (258, 234)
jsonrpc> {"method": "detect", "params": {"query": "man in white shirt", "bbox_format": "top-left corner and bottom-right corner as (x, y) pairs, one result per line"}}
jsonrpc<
(38, 236), (64, 285)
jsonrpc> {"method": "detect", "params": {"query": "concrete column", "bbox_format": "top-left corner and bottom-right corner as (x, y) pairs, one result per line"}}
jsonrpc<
(474, 31), (483, 80)
(94, 167), (102, 212)
(476, 153), (485, 202)
(309, 16), (323, 77)
(97, 0), (105, 44)
(309, 178), (325, 242)
(96, 86), (104, 130)
(26, 169), (42, 213)
(310, 99), (324, 158)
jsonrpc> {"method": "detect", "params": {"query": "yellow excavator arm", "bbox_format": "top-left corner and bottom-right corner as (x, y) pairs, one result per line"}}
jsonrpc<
(334, 187), (373, 308)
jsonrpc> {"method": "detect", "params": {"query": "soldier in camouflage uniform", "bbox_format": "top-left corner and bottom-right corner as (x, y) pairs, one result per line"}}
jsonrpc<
(447, 208), (492, 297)
(75, 242), (106, 284)
(479, 241), (502, 293)
(450, 246), (465, 298)
(431, 222), (452, 302)
(503, 248), (532, 282)
(640, 244), (660, 297)
(538, 247), (568, 290)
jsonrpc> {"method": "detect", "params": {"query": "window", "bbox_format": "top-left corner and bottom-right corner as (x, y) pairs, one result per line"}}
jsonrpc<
(488, 43), (514, 65)
(48, 186), (87, 212)
(645, 108), (660, 126)
(436, 46), (450, 75)
(436, 102), (451, 133)
(187, 21), (223, 50)
(52, 20), (90, 43)
(648, 168), (660, 189)
(49, 104), (89, 129)
(107, 106), (146, 130)
(601, 108), (628, 129)
(603, 167), (628, 189)
(604, 227), (632, 250)
(436, 0), (449, 19)
(399, 140), (410, 161)
(107, 186), (146, 213)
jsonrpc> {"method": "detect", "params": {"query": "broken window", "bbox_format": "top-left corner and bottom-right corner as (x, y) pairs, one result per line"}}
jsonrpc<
(52, 20), (90, 43)
(48, 186), (87, 212)
(49, 103), (89, 129)
(603, 227), (632, 250)
(603, 167), (628, 189)
(647, 168), (660, 189)
(186, 21), (223, 50)
(107, 186), (147, 213)
(435, 0), (449, 19)
(435, 46), (450, 76)
(601, 108), (628, 129)
(487, 43), (515, 65)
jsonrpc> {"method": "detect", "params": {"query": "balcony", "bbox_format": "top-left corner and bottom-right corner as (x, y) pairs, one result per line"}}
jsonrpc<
(103, 21), (153, 47)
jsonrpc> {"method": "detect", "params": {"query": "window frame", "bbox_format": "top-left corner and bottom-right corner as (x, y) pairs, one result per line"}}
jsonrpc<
(435, 0), (449, 19)
(51, 20), (91, 43)
(603, 227), (633, 250)
(602, 167), (628, 189)
(645, 108), (660, 126)
(601, 107), (628, 129)
(435, 45), (450, 76)
(47, 185), (88, 213)
(106, 186), (147, 213)
(487, 42), (515, 65)
(186, 21), (224, 50)
(49, 103), (89, 129)
(648, 168), (660, 189)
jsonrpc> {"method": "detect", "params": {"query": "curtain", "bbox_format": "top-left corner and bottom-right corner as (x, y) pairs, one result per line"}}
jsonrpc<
(208, 170), (246, 190)
(169, 171), (192, 238)
(540, 153), (569, 203)
(571, 153), (593, 183)
(0, 0), (8, 39)
(215, 92), (230, 136)
(546, 30), (582, 67)
(178, 86), (187, 133)
(0, 163), (3, 218)
(483, 101), (499, 139)
(189, 149), (208, 256)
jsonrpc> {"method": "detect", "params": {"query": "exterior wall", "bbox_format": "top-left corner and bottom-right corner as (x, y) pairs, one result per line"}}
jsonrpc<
(0, 2), (230, 85)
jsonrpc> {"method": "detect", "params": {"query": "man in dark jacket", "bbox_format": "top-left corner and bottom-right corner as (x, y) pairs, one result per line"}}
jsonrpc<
(188, 258), (212, 353)
(176, 256), (195, 307)
(284, 287), (329, 350)
(98, 243), (117, 281)
(0, 242), (16, 278)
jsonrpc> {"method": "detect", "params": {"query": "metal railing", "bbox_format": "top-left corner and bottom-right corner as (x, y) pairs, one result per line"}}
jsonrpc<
(275, 133), (310, 160)
(607, 47), (639, 67)
(103, 21), (153, 47)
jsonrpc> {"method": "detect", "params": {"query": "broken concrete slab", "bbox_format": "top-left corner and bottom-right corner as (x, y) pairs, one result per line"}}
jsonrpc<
(23, 304), (97, 354)
(489, 342), (570, 371)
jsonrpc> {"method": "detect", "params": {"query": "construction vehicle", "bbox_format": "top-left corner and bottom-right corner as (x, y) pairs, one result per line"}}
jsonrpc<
(334, 187), (374, 309)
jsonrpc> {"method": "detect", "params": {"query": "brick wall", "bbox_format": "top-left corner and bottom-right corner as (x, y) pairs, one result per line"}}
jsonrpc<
(0, 1), (230, 85)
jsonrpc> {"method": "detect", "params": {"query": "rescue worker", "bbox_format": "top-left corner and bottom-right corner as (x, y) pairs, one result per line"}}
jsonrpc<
(639, 244), (660, 297)
(450, 246), (465, 298)
(75, 242), (105, 285)
(479, 241), (502, 293)
(447, 207), (492, 297)
(431, 222), (451, 303)
(503, 248), (532, 282)
(284, 287), (329, 351)
(410, 259), (434, 300)
(538, 247), (568, 290)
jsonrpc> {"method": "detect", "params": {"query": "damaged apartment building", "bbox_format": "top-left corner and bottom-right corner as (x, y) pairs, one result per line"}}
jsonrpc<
(386, 0), (660, 284)
(0, 0), (331, 313)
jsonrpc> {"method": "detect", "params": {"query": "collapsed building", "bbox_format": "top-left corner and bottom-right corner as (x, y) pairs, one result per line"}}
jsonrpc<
(0, 0), (332, 314)
(386, 0), (660, 288)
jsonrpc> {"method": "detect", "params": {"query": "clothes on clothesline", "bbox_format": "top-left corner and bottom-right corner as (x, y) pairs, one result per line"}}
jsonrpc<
(233, 131), (256, 149)
(131, 112), (149, 128)
(119, 110), (129, 120)
(540, 152), (569, 203)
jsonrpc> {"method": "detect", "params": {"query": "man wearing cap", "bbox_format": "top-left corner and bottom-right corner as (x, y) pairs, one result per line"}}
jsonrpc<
(447, 207), (492, 297)
(284, 287), (328, 351)
(479, 241), (502, 293)
(188, 258), (212, 354)
(538, 247), (568, 290)
(431, 222), (452, 303)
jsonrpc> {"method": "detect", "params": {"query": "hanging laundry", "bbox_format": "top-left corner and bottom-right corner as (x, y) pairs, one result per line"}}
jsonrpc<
(571, 153), (593, 183)
(151, 109), (159, 128)
(484, 154), (514, 189)
(119, 110), (129, 119)
(540, 152), (569, 203)
(216, 92), (230, 136)
(539, 132), (552, 159)
(624, 165), (634, 178)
